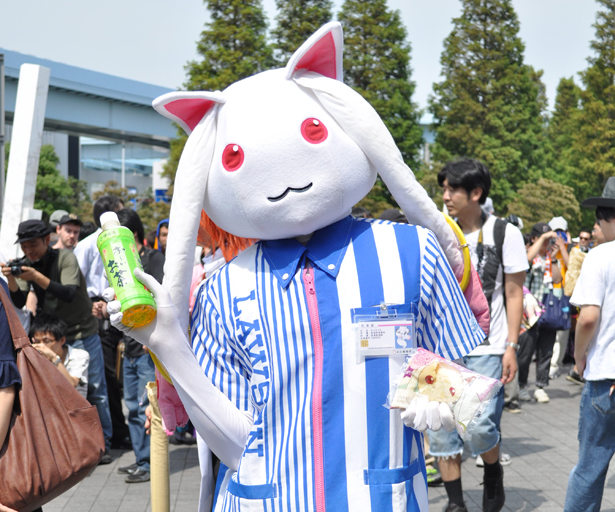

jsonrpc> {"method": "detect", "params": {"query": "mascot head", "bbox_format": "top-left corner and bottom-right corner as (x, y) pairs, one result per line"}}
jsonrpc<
(154, 22), (463, 329)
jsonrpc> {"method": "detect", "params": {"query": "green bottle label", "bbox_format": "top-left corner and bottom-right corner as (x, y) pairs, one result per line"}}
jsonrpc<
(97, 227), (156, 314)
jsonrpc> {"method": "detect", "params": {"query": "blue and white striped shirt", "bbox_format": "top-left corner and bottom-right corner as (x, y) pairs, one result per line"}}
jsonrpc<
(192, 216), (485, 512)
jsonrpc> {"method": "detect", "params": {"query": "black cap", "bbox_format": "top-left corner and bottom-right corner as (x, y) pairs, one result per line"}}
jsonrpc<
(15, 220), (52, 244)
(379, 208), (407, 223)
(530, 222), (550, 239)
(58, 213), (83, 227)
(581, 177), (615, 209)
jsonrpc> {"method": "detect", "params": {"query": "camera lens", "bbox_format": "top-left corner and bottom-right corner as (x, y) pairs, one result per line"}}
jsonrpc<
(10, 266), (22, 277)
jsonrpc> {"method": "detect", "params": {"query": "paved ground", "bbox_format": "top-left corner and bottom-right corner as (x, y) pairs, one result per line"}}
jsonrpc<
(429, 364), (615, 512)
(46, 363), (615, 511)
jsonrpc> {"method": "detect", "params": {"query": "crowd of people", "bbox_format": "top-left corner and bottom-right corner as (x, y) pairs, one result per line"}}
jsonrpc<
(0, 162), (613, 512)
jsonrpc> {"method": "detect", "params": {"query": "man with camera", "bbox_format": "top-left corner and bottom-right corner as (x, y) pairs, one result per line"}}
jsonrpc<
(0, 219), (113, 462)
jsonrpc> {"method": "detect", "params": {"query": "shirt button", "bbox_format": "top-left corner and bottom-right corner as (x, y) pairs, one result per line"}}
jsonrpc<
(328, 264), (335, 270)
(282, 273), (289, 280)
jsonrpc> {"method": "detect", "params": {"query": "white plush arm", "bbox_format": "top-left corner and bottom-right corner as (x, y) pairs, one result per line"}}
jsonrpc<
(105, 269), (252, 470)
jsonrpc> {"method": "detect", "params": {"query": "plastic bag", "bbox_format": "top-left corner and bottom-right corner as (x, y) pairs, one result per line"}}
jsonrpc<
(389, 348), (502, 441)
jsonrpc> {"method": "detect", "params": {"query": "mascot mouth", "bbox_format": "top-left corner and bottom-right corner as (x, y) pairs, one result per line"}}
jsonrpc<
(267, 183), (313, 202)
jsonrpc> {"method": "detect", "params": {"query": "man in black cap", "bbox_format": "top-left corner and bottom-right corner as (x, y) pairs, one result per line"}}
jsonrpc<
(564, 177), (615, 512)
(0, 219), (113, 463)
(53, 213), (82, 251)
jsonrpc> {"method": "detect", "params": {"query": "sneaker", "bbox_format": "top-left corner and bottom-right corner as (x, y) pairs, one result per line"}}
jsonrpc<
(444, 503), (468, 512)
(427, 466), (443, 486)
(483, 473), (505, 512)
(549, 369), (559, 380)
(476, 453), (512, 467)
(99, 449), (112, 465)
(125, 468), (150, 483)
(499, 453), (512, 466)
(117, 462), (139, 475)
(169, 430), (198, 446)
(504, 401), (521, 413)
(518, 386), (532, 402)
(534, 388), (550, 403)
(566, 370), (585, 386)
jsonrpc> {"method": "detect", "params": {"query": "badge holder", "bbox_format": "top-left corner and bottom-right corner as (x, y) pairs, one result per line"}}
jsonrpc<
(351, 302), (417, 364)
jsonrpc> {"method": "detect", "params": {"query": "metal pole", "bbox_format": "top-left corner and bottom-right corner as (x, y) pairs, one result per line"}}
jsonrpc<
(0, 54), (5, 216)
(121, 142), (125, 189)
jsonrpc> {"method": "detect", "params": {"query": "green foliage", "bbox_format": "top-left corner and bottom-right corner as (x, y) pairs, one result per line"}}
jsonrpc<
(429, 0), (548, 212)
(354, 180), (397, 218)
(163, 0), (275, 193)
(272, 0), (333, 64)
(5, 144), (90, 221)
(506, 178), (580, 232)
(415, 162), (444, 211)
(546, 77), (581, 186)
(136, 194), (171, 234)
(570, 0), (615, 225)
(338, 0), (423, 171)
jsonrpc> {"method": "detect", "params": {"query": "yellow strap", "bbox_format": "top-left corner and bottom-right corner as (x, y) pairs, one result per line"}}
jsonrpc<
(442, 213), (472, 292)
(150, 350), (173, 384)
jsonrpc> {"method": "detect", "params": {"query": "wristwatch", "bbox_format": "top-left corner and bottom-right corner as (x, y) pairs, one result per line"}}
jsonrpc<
(506, 342), (519, 351)
(52, 355), (62, 366)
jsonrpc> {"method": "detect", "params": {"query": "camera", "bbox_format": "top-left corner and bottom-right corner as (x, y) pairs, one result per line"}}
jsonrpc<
(7, 257), (29, 277)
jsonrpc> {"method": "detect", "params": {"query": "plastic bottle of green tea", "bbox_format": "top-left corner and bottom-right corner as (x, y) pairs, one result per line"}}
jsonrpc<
(97, 211), (157, 328)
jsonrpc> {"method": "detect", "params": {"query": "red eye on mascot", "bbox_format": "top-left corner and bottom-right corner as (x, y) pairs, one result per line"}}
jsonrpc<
(107, 22), (489, 512)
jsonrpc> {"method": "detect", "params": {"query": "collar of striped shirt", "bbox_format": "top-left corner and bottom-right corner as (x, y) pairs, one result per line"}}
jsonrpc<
(261, 215), (354, 287)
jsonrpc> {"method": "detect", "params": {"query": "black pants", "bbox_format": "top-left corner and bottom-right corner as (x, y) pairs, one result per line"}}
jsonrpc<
(100, 325), (130, 445)
(517, 324), (557, 388)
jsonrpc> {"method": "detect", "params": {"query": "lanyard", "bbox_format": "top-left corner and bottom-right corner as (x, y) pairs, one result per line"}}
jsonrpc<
(475, 211), (488, 263)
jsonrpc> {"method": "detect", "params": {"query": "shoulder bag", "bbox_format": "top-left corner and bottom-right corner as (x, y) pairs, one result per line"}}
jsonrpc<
(0, 286), (104, 512)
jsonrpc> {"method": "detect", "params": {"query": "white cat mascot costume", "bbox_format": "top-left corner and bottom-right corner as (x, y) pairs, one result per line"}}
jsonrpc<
(108, 22), (488, 512)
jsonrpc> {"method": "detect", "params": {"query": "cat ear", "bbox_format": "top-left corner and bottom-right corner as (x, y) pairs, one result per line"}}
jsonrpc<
(285, 21), (343, 81)
(152, 91), (225, 134)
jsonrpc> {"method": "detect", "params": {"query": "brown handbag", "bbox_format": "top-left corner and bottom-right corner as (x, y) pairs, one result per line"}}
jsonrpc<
(0, 286), (104, 512)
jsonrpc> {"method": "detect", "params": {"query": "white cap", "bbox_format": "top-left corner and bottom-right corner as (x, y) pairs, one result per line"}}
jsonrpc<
(548, 216), (568, 232)
(100, 211), (121, 231)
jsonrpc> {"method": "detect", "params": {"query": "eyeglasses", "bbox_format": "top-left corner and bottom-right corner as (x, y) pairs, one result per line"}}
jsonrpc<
(31, 337), (58, 345)
(579, 236), (591, 241)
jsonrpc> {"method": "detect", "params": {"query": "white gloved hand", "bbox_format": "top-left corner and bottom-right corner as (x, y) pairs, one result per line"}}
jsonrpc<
(104, 268), (188, 351)
(400, 397), (456, 432)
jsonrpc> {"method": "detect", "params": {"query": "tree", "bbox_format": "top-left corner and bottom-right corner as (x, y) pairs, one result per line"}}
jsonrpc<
(429, 0), (548, 211)
(338, 0), (424, 210)
(545, 77), (581, 186)
(272, 0), (333, 64)
(163, 0), (275, 192)
(570, 0), (615, 219)
(4, 143), (90, 221)
(507, 178), (580, 232)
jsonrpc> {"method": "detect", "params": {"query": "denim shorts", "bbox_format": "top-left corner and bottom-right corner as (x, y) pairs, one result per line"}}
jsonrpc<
(427, 354), (504, 458)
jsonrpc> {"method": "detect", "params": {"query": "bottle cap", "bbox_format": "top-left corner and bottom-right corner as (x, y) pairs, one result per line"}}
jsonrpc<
(100, 211), (121, 231)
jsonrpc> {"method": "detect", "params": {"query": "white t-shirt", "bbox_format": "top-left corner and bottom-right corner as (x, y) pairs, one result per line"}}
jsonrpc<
(464, 215), (528, 355)
(570, 240), (615, 381)
(64, 344), (89, 398)
(74, 229), (109, 298)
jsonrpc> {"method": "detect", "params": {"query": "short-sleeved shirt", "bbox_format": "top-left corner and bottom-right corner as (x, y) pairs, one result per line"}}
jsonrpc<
(0, 280), (20, 389)
(64, 344), (89, 398)
(464, 215), (528, 355)
(20, 249), (98, 342)
(570, 240), (615, 381)
(192, 216), (485, 512)
(74, 229), (109, 298)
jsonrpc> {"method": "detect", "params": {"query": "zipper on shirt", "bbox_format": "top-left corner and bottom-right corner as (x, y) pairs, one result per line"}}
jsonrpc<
(303, 266), (326, 512)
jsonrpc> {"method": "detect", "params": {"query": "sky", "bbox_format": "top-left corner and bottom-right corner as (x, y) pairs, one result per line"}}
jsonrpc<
(0, 0), (599, 113)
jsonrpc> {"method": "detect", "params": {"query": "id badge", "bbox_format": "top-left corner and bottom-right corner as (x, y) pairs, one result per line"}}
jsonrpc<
(351, 303), (417, 359)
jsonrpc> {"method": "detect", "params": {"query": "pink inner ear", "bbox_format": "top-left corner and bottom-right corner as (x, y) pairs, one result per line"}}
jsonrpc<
(164, 99), (216, 132)
(293, 32), (337, 79)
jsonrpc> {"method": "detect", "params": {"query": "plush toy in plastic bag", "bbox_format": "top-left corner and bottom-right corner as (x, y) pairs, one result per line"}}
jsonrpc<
(390, 348), (502, 442)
